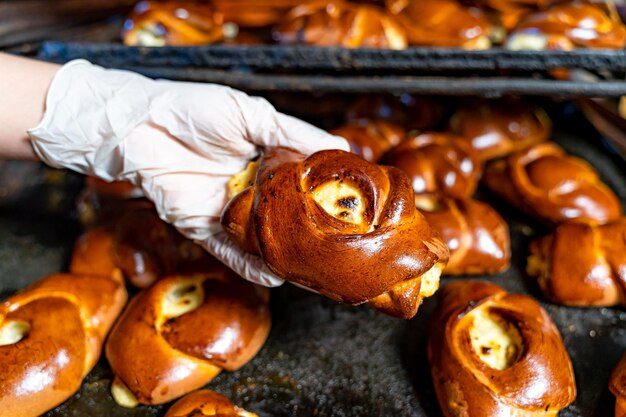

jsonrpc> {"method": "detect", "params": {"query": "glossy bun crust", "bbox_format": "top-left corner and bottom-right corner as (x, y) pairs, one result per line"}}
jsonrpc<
(528, 217), (626, 307)
(105, 268), (270, 405)
(610, 352), (626, 417)
(123, 1), (224, 46)
(331, 119), (405, 163)
(165, 390), (257, 417)
(273, 1), (407, 49)
(419, 198), (510, 275)
(387, 0), (492, 48)
(0, 273), (127, 417)
(514, 3), (626, 49)
(221, 148), (449, 319)
(483, 143), (622, 225)
(212, 0), (312, 27)
(449, 99), (552, 161)
(429, 281), (576, 417)
(383, 132), (482, 200)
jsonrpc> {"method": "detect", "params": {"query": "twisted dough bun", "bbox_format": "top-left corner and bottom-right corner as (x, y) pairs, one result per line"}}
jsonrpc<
(383, 132), (482, 200)
(331, 119), (405, 163)
(474, 0), (556, 30)
(165, 390), (257, 417)
(417, 197), (510, 275)
(386, 0), (492, 49)
(105, 268), (270, 406)
(273, 1), (408, 49)
(212, 0), (314, 27)
(610, 353), (626, 417)
(71, 206), (214, 288)
(449, 99), (552, 161)
(221, 148), (449, 319)
(511, 3), (626, 49)
(0, 273), (127, 417)
(483, 143), (622, 225)
(429, 281), (576, 417)
(122, 1), (225, 46)
(528, 217), (626, 307)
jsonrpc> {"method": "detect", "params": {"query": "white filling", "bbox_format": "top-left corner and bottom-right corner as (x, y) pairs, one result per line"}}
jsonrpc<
(419, 262), (444, 298)
(468, 308), (522, 370)
(111, 378), (139, 408)
(312, 180), (365, 225)
(161, 279), (204, 321)
(228, 161), (259, 198)
(0, 319), (30, 346)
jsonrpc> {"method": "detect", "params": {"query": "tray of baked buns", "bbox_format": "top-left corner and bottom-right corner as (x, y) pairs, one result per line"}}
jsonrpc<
(1, 93), (625, 417)
(9, 0), (626, 96)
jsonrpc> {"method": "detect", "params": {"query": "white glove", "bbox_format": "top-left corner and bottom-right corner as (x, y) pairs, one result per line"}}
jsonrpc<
(29, 60), (349, 287)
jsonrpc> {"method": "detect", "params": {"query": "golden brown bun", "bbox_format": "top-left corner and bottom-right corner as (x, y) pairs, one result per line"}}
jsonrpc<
(429, 280), (576, 417)
(610, 353), (626, 417)
(221, 148), (449, 319)
(70, 207), (215, 288)
(514, 3), (626, 49)
(0, 273), (127, 417)
(383, 132), (483, 200)
(105, 267), (270, 406)
(387, 0), (492, 49)
(528, 217), (626, 307)
(475, 0), (556, 30)
(483, 143), (622, 225)
(274, 1), (407, 49)
(449, 99), (552, 161)
(123, 1), (224, 46)
(213, 0), (315, 27)
(331, 119), (405, 163)
(419, 197), (510, 275)
(165, 390), (257, 417)
(346, 94), (444, 131)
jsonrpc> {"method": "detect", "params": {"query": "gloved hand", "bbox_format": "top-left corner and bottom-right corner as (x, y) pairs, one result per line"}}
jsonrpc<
(29, 60), (349, 287)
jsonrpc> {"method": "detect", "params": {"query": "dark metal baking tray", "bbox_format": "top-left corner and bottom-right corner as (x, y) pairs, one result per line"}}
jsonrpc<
(36, 42), (626, 97)
(0, 107), (625, 417)
(39, 42), (626, 72)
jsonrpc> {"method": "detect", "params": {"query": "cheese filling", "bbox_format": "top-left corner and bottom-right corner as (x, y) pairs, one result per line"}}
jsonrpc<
(312, 180), (366, 225)
(0, 319), (30, 346)
(468, 308), (522, 370)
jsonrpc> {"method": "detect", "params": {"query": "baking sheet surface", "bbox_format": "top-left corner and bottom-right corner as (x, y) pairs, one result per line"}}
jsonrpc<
(0, 116), (625, 417)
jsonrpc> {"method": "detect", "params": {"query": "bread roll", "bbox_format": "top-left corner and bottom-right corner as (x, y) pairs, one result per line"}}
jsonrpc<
(274, 1), (407, 49)
(483, 143), (622, 225)
(221, 148), (449, 319)
(429, 280), (576, 417)
(386, 0), (492, 48)
(331, 119), (405, 163)
(105, 267), (270, 406)
(510, 3), (626, 49)
(164, 389), (257, 417)
(418, 197), (510, 275)
(0, 273), (127, 417)
(449, 99), (552, 161)
(383, 132), (483, 200)
(528, 217), (626, 307)
(122, 1), (225, 46)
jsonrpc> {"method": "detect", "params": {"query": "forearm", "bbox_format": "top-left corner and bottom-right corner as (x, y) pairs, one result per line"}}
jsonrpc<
(0, 53), (60, 160)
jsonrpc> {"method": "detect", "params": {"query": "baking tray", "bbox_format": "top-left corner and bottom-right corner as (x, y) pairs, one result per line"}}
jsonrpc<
(0, 106), (625, 417)
(36, 42), (626, 98)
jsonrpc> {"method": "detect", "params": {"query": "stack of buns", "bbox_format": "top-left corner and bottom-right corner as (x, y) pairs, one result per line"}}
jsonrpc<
(122, 0), (626, 49)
